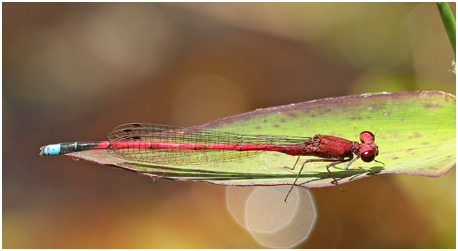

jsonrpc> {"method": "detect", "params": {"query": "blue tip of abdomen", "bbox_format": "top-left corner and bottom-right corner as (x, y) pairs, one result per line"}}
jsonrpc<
(40, 143), (61, 156)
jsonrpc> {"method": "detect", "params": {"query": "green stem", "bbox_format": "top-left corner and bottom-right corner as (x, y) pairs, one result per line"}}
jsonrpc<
(436, 2), (456, 57)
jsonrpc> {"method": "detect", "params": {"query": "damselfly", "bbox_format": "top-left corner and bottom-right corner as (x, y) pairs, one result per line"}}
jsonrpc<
(40, 123), (381, 200)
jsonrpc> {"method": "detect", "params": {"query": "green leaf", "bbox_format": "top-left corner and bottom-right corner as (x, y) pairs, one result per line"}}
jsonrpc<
(437, 2), (456, 57)
(65, 91), (455, 189)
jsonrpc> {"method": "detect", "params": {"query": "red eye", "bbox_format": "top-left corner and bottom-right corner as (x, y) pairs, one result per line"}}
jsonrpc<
(360, 131), (375, 143)
(361, 150), (375, 162)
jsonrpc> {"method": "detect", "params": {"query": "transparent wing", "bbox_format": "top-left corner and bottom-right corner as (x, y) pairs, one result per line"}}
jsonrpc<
(107, 123), (310, 165)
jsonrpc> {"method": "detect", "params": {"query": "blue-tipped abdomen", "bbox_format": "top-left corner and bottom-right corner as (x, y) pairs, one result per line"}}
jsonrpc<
(40, 143), (62, 156)
(40, 142), (105, 156)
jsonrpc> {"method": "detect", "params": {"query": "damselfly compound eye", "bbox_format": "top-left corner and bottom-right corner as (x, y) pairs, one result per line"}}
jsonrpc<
(360, 131), (375, 143)
(361, 150), (375, 162)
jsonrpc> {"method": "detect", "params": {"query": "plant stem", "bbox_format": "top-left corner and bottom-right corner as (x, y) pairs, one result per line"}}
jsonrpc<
(436, 2), (456, 57)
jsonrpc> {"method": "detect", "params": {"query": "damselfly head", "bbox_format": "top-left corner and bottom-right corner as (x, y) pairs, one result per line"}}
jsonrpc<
(358, 130), (379, 162)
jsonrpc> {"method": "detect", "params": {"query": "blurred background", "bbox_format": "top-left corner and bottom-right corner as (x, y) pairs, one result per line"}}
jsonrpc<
(3, 2), (455, 248)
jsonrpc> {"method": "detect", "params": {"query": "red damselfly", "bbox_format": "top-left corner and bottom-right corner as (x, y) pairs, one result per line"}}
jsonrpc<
(40, 123), (381, 200)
